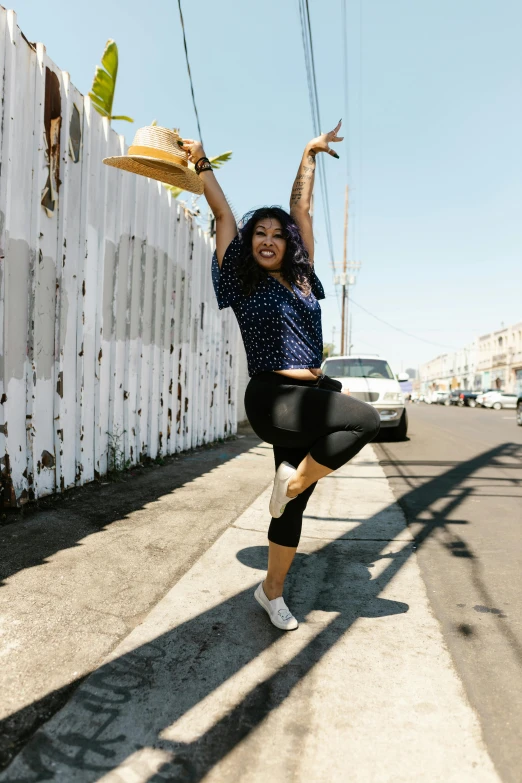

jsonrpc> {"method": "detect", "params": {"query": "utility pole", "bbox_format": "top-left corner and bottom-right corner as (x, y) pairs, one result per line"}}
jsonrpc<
(334, 185), (361, 356)
(341, 185), (349, 355)
(332, 325), (336, 356)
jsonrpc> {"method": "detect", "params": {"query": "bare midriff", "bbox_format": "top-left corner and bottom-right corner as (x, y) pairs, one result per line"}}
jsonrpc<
(273, 368), (322, 381)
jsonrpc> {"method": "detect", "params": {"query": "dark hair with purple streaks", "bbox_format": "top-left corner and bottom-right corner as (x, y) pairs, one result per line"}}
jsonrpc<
(236, 206), (312, 297)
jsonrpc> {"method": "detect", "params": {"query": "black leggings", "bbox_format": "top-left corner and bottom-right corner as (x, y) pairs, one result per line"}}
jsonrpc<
(244, 372), (381, 548)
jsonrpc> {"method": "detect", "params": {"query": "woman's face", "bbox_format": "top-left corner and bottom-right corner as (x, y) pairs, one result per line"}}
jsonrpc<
(251, 218), (287, 271)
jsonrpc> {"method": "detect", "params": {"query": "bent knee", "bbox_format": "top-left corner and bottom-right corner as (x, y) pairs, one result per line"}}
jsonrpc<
(357, 403), (381, 439)
(369, 408), (381, 437)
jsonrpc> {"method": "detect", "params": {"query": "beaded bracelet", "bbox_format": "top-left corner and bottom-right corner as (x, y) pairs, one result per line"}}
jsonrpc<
(195, 157), (213, 175)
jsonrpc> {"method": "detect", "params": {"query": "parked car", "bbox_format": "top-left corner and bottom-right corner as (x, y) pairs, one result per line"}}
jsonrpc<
(435, 391), (451, 406)
(482, 392), (518, 410)
(475, 388), (502, 407)
(423, 391), (445, 404)
(517, 396), (522, 426)
(321, 355), (408, 439)
(449, 390), (478, 407)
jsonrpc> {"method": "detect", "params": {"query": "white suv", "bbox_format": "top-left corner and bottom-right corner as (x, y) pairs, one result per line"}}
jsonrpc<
(321, 355), (408, 439)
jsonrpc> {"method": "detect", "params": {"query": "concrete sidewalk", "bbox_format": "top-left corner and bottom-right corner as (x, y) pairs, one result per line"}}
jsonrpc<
(1, 444), (499, 782)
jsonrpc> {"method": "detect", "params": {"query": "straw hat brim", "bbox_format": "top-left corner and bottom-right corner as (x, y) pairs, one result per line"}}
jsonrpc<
(103, 154), (204, 195)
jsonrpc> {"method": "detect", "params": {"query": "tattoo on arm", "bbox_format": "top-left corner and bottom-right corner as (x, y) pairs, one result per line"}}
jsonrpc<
(290, 152), (316, 208)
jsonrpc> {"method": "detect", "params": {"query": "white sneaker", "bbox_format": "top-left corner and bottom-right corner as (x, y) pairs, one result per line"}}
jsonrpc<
(269, 461), (298, 519)
(254, 583), (298, 631)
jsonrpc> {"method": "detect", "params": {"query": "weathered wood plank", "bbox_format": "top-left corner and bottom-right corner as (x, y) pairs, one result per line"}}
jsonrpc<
(0, 7), (239, 503)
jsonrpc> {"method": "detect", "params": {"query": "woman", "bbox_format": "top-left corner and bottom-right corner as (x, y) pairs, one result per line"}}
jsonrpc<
(179, 122), (380, 631)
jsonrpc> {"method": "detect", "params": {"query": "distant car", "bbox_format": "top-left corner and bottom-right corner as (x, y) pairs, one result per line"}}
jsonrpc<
(449, 390), (478, 407)
(435, 391), (451, 406)
(321, 355), (408, 439)
(475, 389), (502, 407)
(517, 396), (522, 426)
(483, 392), (518, 410)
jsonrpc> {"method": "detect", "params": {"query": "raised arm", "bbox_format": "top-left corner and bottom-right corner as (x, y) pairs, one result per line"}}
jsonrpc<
(180, 139), (237, 267)
(289, 121), (343, 264)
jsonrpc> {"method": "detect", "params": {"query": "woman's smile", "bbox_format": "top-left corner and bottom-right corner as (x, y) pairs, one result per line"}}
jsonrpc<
(252, 218), (287, 270)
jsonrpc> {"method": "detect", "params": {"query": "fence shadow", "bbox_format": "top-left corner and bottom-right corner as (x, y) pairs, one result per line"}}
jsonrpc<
(0, 432), (261, 586)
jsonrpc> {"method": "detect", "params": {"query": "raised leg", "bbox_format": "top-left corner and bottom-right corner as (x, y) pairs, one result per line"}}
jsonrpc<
(286, 400), (381, 495)
(287, 452), (333, 496)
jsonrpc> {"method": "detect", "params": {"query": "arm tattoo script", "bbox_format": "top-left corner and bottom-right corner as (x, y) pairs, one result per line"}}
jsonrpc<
(290, 152), (316, 208)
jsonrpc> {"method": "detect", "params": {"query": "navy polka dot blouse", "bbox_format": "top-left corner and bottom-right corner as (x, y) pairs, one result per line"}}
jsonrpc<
(212, 235), (325, 377)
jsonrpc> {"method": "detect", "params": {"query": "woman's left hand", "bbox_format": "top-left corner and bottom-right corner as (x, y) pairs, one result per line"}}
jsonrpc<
(308, 120), (344, 158)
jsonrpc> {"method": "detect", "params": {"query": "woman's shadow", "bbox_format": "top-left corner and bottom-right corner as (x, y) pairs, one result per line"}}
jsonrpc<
(237, 544), (409, 621)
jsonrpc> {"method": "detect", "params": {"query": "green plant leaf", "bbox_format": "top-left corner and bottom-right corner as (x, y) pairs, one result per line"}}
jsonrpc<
(161, 150), (233, 199)
(93, 65), (113, 91)
(101, 40), (118, 81)
(209, 151), (232, 169)
(89, 39), (132, 124)
(163, 183), (184, 199)
(88, 93), (109, 115)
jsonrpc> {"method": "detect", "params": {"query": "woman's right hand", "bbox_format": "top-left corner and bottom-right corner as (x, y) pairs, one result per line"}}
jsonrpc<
(178, 138), (207, 165)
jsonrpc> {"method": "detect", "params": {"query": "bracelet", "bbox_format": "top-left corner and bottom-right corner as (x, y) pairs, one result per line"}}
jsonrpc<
(195, 157), (212, 175)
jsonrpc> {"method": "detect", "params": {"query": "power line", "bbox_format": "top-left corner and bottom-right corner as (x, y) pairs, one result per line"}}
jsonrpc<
(297, 0), (341, 318)
(298, 1), (319, 136)
(177, 0), (204, 147)
(357, 0), (364, 265)
(348, 296), (457, 350)
(304, 0), (335, 265)
(341, 0), (351, 184)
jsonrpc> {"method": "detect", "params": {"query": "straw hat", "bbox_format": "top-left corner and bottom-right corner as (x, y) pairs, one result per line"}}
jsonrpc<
(103, 125), (204, 195)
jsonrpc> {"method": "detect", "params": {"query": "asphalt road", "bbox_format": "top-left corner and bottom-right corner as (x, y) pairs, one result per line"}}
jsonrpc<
(375, 403), (522, 783)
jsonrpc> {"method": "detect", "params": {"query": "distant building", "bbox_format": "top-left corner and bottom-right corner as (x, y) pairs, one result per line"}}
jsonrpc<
(419, 321), (522, 395)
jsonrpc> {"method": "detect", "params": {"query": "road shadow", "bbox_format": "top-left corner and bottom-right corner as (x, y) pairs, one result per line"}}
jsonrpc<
(0, 533), (410, 781)
(377, 437), (522, 739)
(1, 442), (513, 781)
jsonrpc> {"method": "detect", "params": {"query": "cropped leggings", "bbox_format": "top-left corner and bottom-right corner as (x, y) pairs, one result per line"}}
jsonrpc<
(244, 371), (381, 548)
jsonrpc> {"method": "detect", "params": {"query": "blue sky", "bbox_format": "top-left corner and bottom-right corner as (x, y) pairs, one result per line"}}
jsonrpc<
(12, 0), (522, 373)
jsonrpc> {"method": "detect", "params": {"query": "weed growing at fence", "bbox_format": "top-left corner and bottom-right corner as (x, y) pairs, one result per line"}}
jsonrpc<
(107, 427), (131, 480)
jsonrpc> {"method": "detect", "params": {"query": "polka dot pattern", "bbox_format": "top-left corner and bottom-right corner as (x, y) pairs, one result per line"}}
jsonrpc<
(211, 235), (325, 377)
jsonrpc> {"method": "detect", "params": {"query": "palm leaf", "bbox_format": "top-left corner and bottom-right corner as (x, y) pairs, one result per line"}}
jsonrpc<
(89, 40), (133, 124)
(209, 151), (232, 169)
(161, 151), (233, 199)
(163, 184), (184, 199)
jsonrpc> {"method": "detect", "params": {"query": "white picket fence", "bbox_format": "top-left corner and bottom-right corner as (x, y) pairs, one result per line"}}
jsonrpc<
(0, 9), (239, 506)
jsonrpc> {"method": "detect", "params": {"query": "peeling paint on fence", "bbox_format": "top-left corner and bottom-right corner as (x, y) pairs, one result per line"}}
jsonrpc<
(0, 9), (239, 506)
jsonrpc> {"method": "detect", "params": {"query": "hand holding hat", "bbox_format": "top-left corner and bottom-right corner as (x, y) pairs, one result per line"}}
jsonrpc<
(177, 138), (206, 166)
(103, 125), (204, 195)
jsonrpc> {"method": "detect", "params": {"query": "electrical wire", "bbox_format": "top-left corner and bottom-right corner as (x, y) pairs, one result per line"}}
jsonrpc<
(297, 0), (341, 317)
(357, 0), (363, 266)
(302, 0), (335, 265)
(348, 296), (457, 350)
(341, 0), (351, 184)
(177, 0), (204, 148)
